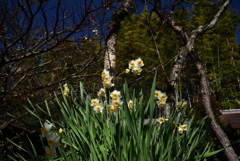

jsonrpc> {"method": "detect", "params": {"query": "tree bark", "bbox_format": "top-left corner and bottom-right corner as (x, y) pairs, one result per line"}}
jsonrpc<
(154, 0), (238, 160)
(104, 0), (134, 82)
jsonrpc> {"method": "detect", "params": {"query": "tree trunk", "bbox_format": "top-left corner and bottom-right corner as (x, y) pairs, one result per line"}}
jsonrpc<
(190, 50), (239, 161)
(104, 0), (134, 82)
(154, 0), (238, 160)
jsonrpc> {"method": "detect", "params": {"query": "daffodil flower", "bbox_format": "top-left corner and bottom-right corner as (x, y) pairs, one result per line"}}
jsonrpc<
(100, 88), (105, 94)
(183, 101), (188, 107)
(103, 74), (112, 82)
(93, 104), (104, 113)
(159, 92), (167, 102)
(129, 60), (137, 69)
(47, 132), (61, 148)
(63, 86), (69, 96)
(109, 104), (118, 114)
(63, 83), (67, 88)
(180, 125), (188, 131)
(110, 90), (121, 100)
(91, 98), (99, 106)
(157, 118), (164, 124)
(128, 100), (134, 109)
(135, 58), (144, 67)
(157, 100), (165, 107)
(41, 122), (53, 138)
(97, 88), (105, 97)
(45, 146), (56, 157)
(113, 98), (123, 108)
(103, 80), (112, 88)
(178, 127), (183, 134)
(132, 66), (142, 75)
(176, 102), (182, 108)
(154, 90), (161, 99)
(101, 69), (110, 79)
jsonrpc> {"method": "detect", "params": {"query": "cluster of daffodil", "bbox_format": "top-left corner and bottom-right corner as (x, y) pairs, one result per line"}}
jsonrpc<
(176, 100), (188, 109)
(109, 90), (123, 114)
(178, 124), (188, 134)
(97, 87), (105, 97)
(126, 58), (144, 75)
(154, 90), (168, 108)
(102, 69), (114, 88)
(157, 117), (168, 124)
(40, 121), (61, 157)
(63, 83), (69, 96)
(91, 98), (104, 113)
(172, 121), (188, 134)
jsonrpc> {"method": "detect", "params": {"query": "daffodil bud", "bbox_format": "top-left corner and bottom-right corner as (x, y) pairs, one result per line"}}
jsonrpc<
(125, 69), (130, 73)
(59, 128), (63, 134)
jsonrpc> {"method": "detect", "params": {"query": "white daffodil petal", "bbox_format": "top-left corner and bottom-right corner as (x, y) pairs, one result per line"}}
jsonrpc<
(91, 98), (99, 106)
(135, 58), (144, 67)
(45, 146), (56, 157)
(132, 67), (142, 75)
(93, 104), (104, 113)
(47, 133), (61, 148)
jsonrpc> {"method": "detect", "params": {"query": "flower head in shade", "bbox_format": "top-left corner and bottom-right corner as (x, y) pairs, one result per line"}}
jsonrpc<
(100, 88), (105, 94)
(157, 100), (165, 107)
(132, 66), (142, 75)
(180, 125), (188, 131)
(101, 69), (110, 79)
(113, 98), (123, 108)
(93, 104), (104, 113)
(98, 88), (105, 97)
(109, 104), (118, 114)
(103, 73), (112, 82)
(45, 146), (56, 157)
(63, 87), (69, 96)
(63, 83), (67, 88)
(91, 98), (99, 106)
(157, 118), (164, 124)
(154, 90), (161, 99)
(159, 92), (167, 102)
(176, 102), (182, 108)
(47, 132), (61, 148)
(41, 122), (53, 138)
(129, 60), (137, 69)
(103, 80), (112, 88)
(178, 127), (183, 134)
(62, 83), (69, 96)
(135, 58), (144, 67)
(183, 101), (188, 107)
(128, 100), (134, 109)
(110, 90), (121, 100)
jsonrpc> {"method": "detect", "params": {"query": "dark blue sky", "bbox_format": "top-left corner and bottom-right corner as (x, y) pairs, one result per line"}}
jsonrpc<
(128, 0), (240, 44)
(231, 0), (240, 44)
(47, 0), (240, 44)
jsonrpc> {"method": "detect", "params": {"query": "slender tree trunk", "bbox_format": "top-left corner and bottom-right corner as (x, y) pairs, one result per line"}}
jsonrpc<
(154, 0), (238, 160)
(190, 50), (239, 161)
(104, 0), (134, 82)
